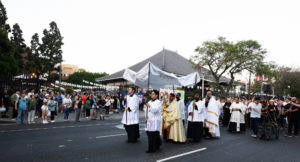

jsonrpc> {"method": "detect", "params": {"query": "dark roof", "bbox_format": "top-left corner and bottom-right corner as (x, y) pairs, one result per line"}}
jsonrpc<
(96, 49), (230, 83)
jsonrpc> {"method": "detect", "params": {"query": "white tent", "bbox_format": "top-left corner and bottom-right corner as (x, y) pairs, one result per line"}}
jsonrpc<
(123, 62), (201, 89)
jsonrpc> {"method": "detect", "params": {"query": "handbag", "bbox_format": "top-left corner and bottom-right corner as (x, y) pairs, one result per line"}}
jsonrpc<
(0, 106), (6, 112)
(47, 110), (51, 116)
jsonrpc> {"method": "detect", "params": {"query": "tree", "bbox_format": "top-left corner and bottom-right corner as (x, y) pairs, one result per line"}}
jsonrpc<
(0, 0), (10, 32)
(40, 21), (64, 78)
(0, 28), (18, 78)
(68, 71), (108, 85)
(273, 67), (300, 98)
(190, 37), (267, 97)
(27, 33), (45, 90)
(11, 23), (26, 73)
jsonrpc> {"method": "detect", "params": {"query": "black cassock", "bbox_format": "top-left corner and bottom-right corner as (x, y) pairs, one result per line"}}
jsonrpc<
(222, 102), (231, 126)
(124, 124), (140, 142)
(187, 121), (203, 142)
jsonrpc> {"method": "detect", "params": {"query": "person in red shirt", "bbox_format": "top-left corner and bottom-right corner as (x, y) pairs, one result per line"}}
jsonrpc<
(81, 93), (87, 117)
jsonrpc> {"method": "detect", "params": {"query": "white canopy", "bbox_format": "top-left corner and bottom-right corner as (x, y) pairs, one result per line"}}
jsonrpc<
(123, 62), (201, 89)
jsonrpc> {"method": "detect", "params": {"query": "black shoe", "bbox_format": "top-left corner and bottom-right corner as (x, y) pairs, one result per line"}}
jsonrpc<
(146, 150), (154, 153)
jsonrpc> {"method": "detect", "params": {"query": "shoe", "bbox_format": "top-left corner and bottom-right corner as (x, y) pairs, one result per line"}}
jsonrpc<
(288, 135), (292, 138)
(294, 135), (298, 138)
(45, 120), (48, 124)
(32, 121), (36, 124)
(284, 134), (288, 137)
(146, 150), (153, 153)
(51, 120), (55, 123)
(251, 134), (257, 138)
(42, 120), (45, 124)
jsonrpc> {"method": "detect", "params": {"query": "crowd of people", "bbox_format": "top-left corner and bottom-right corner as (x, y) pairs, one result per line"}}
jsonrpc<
(120, 86), (299, 153)
(0, 89), (122, 124)
(1, 86), (299, 153)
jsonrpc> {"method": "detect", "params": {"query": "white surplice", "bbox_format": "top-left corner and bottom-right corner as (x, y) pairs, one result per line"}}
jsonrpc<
(229, 102), (246, 132)
(177, 99), (186, 120)
(121, 94), (139, 125)
(187, 100), (205, 122)
(145, 99), (162, 131)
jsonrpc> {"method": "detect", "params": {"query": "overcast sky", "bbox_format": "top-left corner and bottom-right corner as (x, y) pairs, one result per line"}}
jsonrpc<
(4, 0), (300, 78)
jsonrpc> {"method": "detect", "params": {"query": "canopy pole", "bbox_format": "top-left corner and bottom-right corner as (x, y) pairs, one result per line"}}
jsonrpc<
(146, 62), (151, 128)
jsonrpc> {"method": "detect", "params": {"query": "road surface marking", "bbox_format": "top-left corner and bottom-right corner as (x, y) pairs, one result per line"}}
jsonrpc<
(156, 147), (207, 162)
(95, 133), (126, 139)
(0, 122), (121, 133)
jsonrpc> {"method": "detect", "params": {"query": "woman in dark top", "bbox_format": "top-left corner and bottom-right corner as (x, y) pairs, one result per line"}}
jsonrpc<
(222, 98), (232, 127)
(267, 100), (278, 122)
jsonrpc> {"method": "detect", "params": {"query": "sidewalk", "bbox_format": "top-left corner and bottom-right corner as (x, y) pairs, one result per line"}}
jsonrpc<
(0, 107), (145, 124)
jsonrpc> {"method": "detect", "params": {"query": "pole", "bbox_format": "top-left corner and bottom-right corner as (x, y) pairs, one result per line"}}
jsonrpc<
(260, 75), (264, 96)
(202, 72), (204, 98)
(59, 62), (62, 85)
(146, 62), (151, 128)
(192, 74), (197, 122)
(248, 70), (251, 99)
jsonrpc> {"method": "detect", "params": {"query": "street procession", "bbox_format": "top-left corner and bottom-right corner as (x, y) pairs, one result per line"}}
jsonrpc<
(1, 0), (300, 162)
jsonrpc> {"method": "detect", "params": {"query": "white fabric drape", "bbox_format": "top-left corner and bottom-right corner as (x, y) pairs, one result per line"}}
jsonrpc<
(123, 62), (201, 89)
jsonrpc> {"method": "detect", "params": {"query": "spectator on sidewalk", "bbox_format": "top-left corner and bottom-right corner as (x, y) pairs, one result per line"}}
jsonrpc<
(1, 89), (10, 118)
(27, 94), (37, 124)
(48, 96), (57, 123)
(105, 95), (111, 116)
(75, 96), (82, 122)
(63, 94), (72, 122)
(15, 93), (28, 124)
(98, 95), (106, 120)
(85, 97), (91, 119)
(10, 90), (20, 119)
(41, 95), (49, 124)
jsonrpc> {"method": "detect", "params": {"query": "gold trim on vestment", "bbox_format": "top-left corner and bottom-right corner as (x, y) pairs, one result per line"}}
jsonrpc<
(207, 110), (219, 117)
(204, 119), (218, 127)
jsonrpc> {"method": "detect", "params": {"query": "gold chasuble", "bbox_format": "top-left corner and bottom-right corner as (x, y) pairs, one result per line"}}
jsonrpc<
(161, 100), (186, 143)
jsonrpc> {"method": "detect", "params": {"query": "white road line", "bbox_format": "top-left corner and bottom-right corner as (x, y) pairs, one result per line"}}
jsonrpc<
(95, 133), (126, 139)
(156, 147), (207, 162)
(0, 122), (121, 133)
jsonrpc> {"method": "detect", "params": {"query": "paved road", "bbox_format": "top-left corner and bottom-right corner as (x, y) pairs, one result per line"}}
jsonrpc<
(0, 119), (299, 162)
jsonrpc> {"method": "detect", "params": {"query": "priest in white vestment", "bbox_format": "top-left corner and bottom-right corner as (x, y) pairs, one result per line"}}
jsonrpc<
(204, 91), (220, 138)
(121, 86), (140, 143)
(187, 93), (205, 142)
(145, 90), (162, 153)
(228, 97), (246, 133)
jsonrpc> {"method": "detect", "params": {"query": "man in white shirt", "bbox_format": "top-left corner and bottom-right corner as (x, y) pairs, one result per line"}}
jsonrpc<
(121, 86), (140, 143)
(176, 93), (186, 126)
(63, 94), (72, 121)
(187, 93), (205, 142)
(145, 90), (162, 153)
(228, 97), (246, 133)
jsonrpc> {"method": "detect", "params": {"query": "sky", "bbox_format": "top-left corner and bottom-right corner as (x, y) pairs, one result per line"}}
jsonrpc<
(3, 0), (300, 79)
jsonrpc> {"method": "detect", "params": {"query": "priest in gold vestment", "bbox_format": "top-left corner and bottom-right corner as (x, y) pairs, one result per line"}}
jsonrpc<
(160, 93), (186, 143)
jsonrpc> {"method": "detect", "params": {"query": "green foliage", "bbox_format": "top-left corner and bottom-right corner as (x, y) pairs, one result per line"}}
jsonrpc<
(191, 37), (268, 96)
(53, 88), (62, 93)
(67, 71), (108, 85)
(40, 21), (64, 75)
(65, 87), (73, 94)
(0, 0), (10, 32)
(0, 28), (18, 78)
(274, 67), (300, 98)
(10, 23), (26, 72)
(48, 73), (59, 83)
